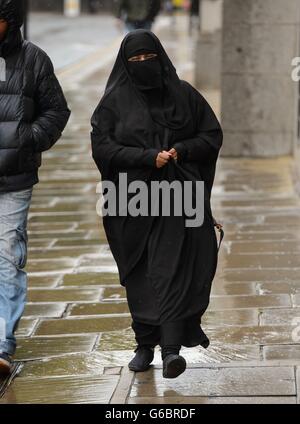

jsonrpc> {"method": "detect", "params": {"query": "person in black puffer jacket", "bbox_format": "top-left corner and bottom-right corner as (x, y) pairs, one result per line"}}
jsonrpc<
(0, 0), (70, 374)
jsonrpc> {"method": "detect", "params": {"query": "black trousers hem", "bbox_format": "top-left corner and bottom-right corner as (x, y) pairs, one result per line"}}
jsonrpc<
(131, 316), (210, 349)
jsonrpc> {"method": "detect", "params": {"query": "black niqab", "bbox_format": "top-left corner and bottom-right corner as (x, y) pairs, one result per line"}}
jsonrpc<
(124, 32), (162, 91)
(91, 30), (223, 349)
(99, 29), (192, 133)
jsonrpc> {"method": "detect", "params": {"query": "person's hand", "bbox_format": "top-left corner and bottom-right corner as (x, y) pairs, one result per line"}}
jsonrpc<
(168, 148), (178, 162)
(156, 151), (172, 168)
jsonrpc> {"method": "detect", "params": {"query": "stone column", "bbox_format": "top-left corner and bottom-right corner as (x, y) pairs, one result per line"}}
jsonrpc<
(221, 0), (300, 157)
(195, 0), (223, 89)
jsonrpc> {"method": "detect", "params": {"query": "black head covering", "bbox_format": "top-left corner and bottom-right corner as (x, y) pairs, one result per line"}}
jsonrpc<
(125, 32), (163, 91)
(124, 32), (157, 59)
(100, 29), (192, 131)
(0, 0), (24, 57)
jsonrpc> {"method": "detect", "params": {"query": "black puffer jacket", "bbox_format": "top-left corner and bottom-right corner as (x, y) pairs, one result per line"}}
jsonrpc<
(0, 0), (71, 192)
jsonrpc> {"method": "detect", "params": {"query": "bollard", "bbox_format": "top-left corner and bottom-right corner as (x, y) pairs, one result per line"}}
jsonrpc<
(64, 0), (81, 18)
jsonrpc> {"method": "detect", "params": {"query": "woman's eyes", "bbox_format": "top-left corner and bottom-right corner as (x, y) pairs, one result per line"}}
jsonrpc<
(129, 55), (158, 62)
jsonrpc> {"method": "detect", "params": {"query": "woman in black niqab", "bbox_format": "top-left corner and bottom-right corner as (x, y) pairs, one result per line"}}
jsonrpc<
(91, 30), (223, 378)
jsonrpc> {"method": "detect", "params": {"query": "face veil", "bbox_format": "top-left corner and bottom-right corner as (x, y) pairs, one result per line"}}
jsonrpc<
(124, 33), (163, 91)
(96, 29), (193, 132)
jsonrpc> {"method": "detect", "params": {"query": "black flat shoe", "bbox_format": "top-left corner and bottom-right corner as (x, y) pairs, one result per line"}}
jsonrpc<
(163, 354), (186, 379)
(128, 346), (155, 372)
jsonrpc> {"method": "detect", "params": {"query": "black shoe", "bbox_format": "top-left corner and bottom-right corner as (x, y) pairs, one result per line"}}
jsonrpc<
(128, 346), (155, 372)
(163, 354), (186, 379)
(0, 353), (13, 376)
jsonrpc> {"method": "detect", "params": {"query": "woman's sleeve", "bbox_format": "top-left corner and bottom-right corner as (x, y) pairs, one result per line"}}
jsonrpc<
(173, 86), (223, 165)
(91, 104), (159, 175)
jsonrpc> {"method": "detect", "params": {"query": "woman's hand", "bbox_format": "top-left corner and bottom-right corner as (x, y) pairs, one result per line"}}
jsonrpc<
(168, 148), (178, 162)
(156, 151), (172, 168)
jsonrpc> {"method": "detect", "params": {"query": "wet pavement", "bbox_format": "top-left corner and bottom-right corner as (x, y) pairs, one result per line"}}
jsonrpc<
(29, 13), (120, 70)
(1, 13), (300, 404)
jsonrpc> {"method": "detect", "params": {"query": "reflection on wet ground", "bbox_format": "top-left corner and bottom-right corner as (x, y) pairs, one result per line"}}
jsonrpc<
(1, 14), (300, 404)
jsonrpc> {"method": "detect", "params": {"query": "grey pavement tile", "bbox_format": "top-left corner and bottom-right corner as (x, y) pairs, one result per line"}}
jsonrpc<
(34, 316), (132, 336)
(128, 396), (297, 404)
(60, 272), (119, 287)
(209, 294), (291, 310)
(205, 325), (296, 345)
(129, 366), (296, 398)
(18, 353), (105, 378)
(24, 303), (67, 318)
(0, 375), (119, 404)
(15, 319), (38, 337)
(263, 345), (300, 361)
(27, 288), (102, 302)
(260, 308), (300, 326)
(15, 335), (97, 361)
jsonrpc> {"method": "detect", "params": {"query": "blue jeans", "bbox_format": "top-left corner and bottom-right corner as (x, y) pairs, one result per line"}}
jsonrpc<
(125, 20), (153, 34)
(0, 188), (33, 356)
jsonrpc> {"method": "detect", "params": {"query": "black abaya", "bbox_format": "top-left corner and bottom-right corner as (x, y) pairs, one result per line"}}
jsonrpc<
(90, 30), (223, 350)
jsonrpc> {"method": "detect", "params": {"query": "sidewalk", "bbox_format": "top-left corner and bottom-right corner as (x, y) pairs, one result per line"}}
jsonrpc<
(28, 12), (120, 70)
(1, 13), (300, 404)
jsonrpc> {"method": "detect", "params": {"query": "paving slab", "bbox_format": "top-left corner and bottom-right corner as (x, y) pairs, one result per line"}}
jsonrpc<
(60, 272), (119, 287)
(17, 353), (105, 378)
(0, 375), (119, 404)
(128, 396), (297, 404)
(28, 246), (102, 260)
(211, 282), (257, 296)
(34, 316), (133, 336)
(15, 335), (97, 361)
(297, 367), (300, 404)
(102, 287), (127, 301)
(129, 366), (296, 399)
(257, 282), (300, 295)
(24, 303), (67, 318)
(15, 319), (38, 337)
(263, 345), (300, 362)
(69, 302), (130, 316)
(260, 308), (300, 325)
(27, 275), (60, 288)
(209, 294), (291, 310)
(293, 294), (300, 307)
(217, 269), (300, 283)
(205, 325), (296, 345)
(230, 241), (300, 254)
(27, 288), (102, 303)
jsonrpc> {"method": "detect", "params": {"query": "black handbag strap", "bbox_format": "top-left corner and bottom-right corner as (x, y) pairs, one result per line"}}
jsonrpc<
(213, 218), (224, 251)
